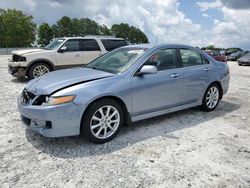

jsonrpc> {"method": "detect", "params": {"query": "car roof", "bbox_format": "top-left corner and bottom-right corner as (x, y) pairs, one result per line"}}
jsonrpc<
(61, 36), (125, 40)
(121, 43), (199, 50)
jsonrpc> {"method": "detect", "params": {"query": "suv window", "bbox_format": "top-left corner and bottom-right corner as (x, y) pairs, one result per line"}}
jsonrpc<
(62, 40), (80, 52)
(80, 39), (100, 51)
(180, 49), (204, 67)
(101, 39), (127, 51)
(144, 49), (177, 71)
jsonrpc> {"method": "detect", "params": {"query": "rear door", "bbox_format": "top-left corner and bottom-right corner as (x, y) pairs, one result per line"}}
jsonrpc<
(178, 48), (211, 104)
(132, 48), (182, 116)
(80, 39), (101, 64)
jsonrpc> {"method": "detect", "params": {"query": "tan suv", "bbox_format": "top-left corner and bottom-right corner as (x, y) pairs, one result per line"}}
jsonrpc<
(8, 36), (127, 79)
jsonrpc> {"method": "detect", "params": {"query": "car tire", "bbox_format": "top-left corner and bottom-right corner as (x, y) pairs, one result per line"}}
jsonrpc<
(28, 62), (51, 79)
(238, 63), (243, 66)
(82, 98), (123, 144)
(200, 83), (221, 112)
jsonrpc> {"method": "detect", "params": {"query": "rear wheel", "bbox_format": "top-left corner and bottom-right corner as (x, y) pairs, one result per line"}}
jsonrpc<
(201, 83), (221, 111)
(28, 62), (51, 79)
(82, 99), (123, 143)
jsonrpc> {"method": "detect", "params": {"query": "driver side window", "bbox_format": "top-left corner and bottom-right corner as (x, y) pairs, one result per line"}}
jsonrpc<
(61, 40), (80, 52)
(144, 49), (177, 71)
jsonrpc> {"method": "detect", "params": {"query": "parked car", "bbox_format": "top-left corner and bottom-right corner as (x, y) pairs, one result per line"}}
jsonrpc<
(8, 36), (127, 79)
(238, 52), (250, 66)
(226, 51), (246, 61)
(204, 50), (226, 62)
(18, 44), (230, 143)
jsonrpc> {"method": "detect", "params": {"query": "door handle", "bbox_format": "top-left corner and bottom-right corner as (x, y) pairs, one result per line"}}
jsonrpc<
(171, 73), (180, 78)
(204, 67), (210, 71)
(75, 54), (80, 57)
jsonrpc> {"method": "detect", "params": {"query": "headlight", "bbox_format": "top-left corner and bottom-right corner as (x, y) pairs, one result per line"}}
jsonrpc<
(42, 95), (75, 106)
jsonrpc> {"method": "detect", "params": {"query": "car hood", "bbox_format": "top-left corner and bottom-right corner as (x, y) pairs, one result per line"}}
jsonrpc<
(12, 48), (47, 56)
(26, 68), (114, 95)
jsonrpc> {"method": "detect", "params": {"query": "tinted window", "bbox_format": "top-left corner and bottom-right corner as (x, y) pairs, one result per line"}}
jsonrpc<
(101, 39), (127, 51)
(144, 49), (176, 71)
(62, 40), (80, 52)
(180, 49), (204, 67)
(80, 39), (100, 51)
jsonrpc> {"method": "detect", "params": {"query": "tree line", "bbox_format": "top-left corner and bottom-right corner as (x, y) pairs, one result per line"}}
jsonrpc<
(0, 9), (148, 48)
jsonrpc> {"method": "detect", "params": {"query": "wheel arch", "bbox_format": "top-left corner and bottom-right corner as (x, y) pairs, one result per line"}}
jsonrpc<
(207, 81), (223, 99)
(26, 59), (55, 76)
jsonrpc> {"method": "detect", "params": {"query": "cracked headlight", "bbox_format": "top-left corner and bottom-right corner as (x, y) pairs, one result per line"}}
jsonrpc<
(42, 95), (76, 106)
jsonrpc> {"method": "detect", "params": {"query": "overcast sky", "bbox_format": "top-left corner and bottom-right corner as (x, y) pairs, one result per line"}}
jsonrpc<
(1, 0), (250, 49)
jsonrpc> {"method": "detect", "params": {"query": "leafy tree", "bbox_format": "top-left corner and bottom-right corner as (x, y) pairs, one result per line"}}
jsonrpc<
(111, 23), (130, 41)
(78, 18), (100, 36)
(52, 17), (100, 37)
(99, 24), (111, 35)
(53, 16), (73, 37)
(38, 23), (53, 46)
(0, 9), (36, 47)
(129, 26), (148, 44)
(204, 45), (216, 50)
(111, 23), (148, 44)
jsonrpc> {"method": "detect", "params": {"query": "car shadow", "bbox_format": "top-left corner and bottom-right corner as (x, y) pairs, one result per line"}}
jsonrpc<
(25, 100), (240, 159)
(11, 77), (29, 83)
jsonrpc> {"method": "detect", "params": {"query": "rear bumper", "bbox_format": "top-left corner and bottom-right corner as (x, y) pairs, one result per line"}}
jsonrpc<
(18, 96), (84, 138)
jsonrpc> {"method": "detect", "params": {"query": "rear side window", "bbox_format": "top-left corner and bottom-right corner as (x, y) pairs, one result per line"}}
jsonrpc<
(180, 49), (205, 67)
(80, 39), (100, 51)
(101, 39), (127, 51)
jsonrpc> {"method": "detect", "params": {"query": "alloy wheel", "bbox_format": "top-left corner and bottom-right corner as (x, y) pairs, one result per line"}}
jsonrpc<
(90, 105), (120, 139)
(206, 86), (219, 109)
(33, 65), (50, 78)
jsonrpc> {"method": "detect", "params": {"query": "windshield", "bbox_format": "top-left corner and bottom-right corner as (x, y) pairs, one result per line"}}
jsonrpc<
(86, 47), (147, 74)
(45, 38), (65, 50)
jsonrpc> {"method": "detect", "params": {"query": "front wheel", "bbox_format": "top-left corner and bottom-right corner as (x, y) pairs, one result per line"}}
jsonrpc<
(82, 99), (123, 143)
(200, 84), (221, 111)
(28, 62), (51, 79)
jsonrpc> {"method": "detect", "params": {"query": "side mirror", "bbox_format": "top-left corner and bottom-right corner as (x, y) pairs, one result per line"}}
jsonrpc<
(58, 46), (67, 53)
(135, 65), (158, 76)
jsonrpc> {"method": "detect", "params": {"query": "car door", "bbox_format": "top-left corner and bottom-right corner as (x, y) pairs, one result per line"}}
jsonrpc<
(131, 48), (182, 116)
(56, 39), (82, 66)
(178, 48), (211, 104)
(80, 39), (102, 64)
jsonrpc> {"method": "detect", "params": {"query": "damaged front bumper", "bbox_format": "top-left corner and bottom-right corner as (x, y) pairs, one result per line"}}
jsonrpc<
(8, 60), (26, 78)
(17, 93), (84, 138)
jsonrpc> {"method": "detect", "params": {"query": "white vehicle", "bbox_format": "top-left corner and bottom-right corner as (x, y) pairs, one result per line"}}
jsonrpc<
(8, 36), (127, 79)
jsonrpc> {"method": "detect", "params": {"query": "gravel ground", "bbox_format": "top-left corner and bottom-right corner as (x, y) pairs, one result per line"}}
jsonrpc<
(0, 55), (249, 188)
